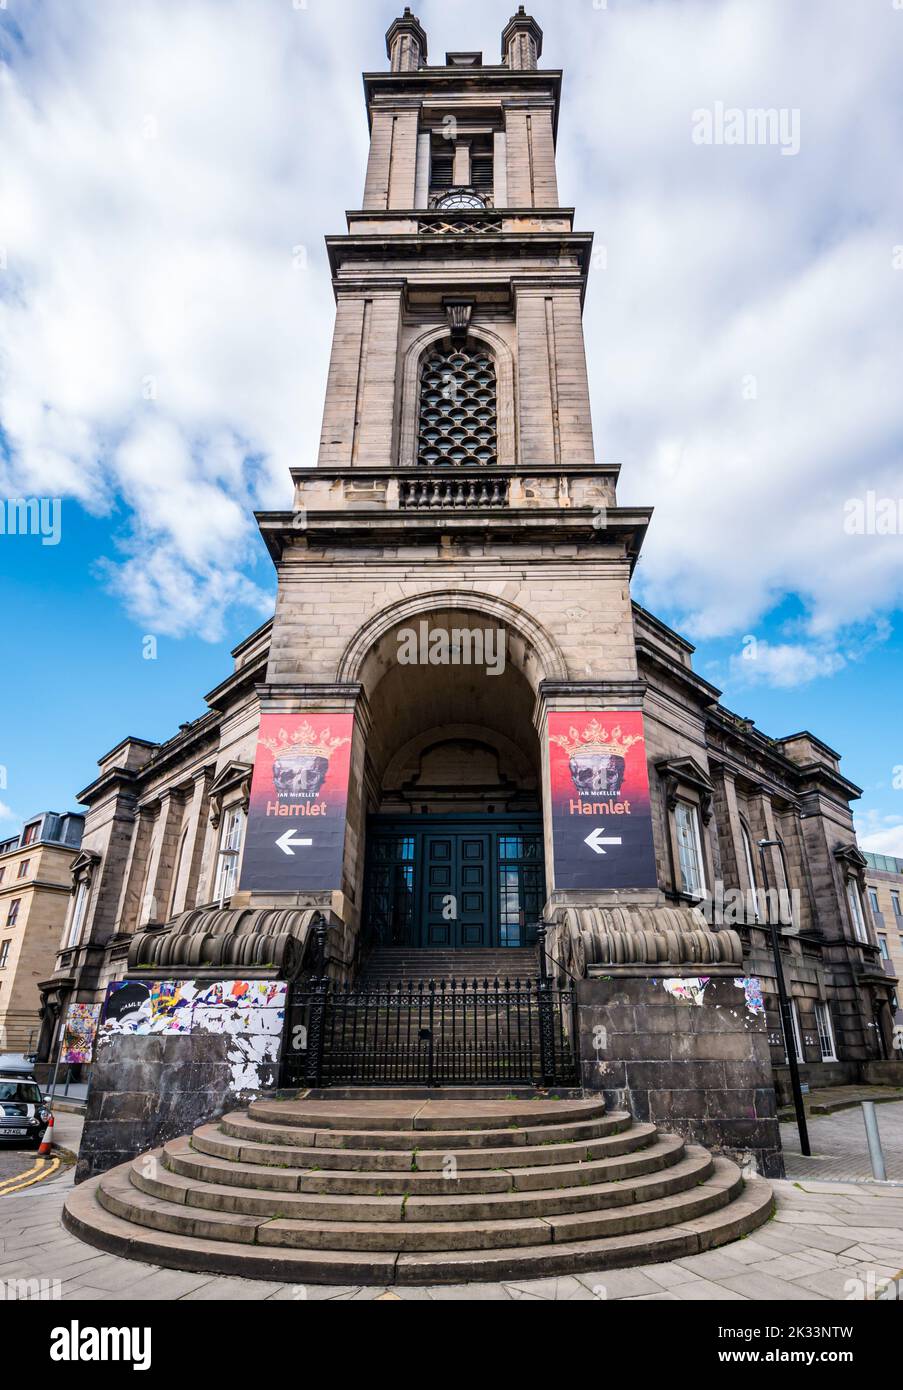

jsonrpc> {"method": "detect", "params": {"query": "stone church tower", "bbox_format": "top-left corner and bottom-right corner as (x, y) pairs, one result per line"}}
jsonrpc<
(250, 6), (720, 974)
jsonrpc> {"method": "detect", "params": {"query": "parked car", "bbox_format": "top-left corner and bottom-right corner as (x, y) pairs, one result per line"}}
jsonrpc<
(0, 1076), (51, 1148)
(0, 1054), (37, 1079)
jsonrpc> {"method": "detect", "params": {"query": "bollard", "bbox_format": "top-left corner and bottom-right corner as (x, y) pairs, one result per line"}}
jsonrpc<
(861, 1101), (887, 1181)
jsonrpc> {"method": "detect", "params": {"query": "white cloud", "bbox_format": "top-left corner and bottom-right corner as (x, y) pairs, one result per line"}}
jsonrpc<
(550, 0), (903, 644)
(0, 0), (376, 636)
(0, 801), (17, 824)
(727, 639), (847, 689)
(856, 811), (903, 860)
(0, 0), (901, 649)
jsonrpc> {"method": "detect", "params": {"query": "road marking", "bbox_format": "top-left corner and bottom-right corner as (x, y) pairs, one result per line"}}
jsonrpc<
(584, 826), (623, 855)
(0, 1155), (61, 1195)
(276, 829), (314, 856)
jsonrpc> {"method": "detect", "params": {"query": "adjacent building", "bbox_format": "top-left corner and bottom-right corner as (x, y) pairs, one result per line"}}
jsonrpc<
(864, 851), (903, 1027)
(40, 9), (897, 1125)
(0, 812), (84, 1053)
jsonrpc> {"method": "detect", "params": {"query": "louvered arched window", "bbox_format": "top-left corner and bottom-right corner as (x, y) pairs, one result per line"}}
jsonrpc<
(417, 341), (497, 467)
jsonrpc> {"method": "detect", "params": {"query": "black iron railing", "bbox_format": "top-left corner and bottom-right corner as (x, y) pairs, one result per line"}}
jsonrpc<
(282, 975), (577, 1089)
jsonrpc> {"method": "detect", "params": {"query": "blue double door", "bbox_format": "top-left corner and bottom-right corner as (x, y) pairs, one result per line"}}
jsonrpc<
(364, 816), (545, 950)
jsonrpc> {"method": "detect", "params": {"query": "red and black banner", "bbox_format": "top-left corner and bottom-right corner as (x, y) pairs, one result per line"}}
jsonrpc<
(239, 713), (353, 893)
(548, 711), (658, 891)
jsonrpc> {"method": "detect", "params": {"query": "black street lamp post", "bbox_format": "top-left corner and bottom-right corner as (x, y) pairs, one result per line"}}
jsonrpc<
(758, 838), (811, 1157)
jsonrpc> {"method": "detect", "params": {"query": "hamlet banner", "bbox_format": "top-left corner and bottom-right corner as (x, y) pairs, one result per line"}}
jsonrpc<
(239, 713), (353, 892)
(548, 711), (658, 891)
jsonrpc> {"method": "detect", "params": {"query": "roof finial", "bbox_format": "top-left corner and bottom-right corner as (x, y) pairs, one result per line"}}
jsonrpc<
(386, 10), (428, 72)
(502, 8), (543, 70)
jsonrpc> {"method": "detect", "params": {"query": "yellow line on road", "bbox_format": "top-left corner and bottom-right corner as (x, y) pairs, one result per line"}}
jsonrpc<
(0, 1156), (61, 1194)
(0, 1156), (44, 1190)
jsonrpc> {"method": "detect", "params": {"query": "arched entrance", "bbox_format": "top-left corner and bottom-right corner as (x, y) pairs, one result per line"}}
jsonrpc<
(346, 602), (551, 954)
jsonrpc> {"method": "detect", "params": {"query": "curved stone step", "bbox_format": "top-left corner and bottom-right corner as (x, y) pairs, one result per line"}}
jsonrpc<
(137, 1134), (698, 1223)
(191, 1117), (654, 1172)
(247, 1097), (606, 1133)
(222, 1109), (625, 1151)
(65, 1165), (773, 1284)
(175, 1128), (666, 1195)
(100, 1154), (740, 1253)
(261, 1159), (742, 1252)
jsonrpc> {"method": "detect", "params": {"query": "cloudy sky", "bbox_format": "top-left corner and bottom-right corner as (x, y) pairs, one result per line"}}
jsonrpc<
(1, 0), (902, 853)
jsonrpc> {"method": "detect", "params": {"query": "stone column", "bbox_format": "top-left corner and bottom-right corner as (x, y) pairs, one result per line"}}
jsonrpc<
(503, 101), (558, 206)
(316, 284), (405, 469)
(363, 104), (421, 210)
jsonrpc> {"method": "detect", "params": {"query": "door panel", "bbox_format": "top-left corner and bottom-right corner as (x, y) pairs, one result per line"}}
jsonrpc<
(421, 832), (490, 947)
(364, 818), (545, 950)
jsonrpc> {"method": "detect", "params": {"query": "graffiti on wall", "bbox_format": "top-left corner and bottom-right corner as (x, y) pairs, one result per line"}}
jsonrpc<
(59, 1002), (102, 1064)
(99, 979), (288, 1092)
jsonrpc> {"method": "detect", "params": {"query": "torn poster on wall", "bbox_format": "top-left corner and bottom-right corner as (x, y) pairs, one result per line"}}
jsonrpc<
(59, 1002), (102, 1064)
(98, 978), (288, 1095)
(661, 977), (711, 1007)
(733, 976), (765, 1016)
(100, 979), (287, 1038)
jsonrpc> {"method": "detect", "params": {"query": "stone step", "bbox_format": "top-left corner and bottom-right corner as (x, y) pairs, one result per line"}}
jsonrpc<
(246, 1096), (606, 1133)
(62, 1092), (774, 1286)
(65, 1164), (774, 1284)
(177, 1124), (667, 1195)
(219, 1108), (627, 1151)
(260, 1164), (740, 1252)
(138, 1134), (698, 1223)
(190, 1117), (655, 1172)
(116, 1145), (711, 1245)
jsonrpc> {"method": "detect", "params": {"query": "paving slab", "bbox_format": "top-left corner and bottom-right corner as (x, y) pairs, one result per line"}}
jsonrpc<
(669, 1278), (748, 1300)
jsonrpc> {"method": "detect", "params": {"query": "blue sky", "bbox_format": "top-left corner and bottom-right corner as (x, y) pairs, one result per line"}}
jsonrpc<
(1, 0), (902, 852)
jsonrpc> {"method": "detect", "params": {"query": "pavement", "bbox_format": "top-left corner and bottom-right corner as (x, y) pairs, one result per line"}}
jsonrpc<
(781, 1098), (903, 1181)
(0, 1099), (900, 1301)
(0, 1169), (901, 1300)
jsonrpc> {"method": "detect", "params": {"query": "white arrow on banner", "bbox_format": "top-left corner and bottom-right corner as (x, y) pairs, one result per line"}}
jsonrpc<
(276, 830), (314, 856)
(584, 826), (623, 855)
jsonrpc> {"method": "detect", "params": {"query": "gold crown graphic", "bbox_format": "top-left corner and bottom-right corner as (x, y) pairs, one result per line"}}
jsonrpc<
(549, 719), (644, 758)
(260, 721), (351, 760)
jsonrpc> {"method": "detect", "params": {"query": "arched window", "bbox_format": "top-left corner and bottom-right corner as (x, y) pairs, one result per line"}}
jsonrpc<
(740, 821), (760, 922)
(417, 341), (497, 467)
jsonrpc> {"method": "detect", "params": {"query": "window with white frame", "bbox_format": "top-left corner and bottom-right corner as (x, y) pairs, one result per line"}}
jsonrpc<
(741, 822), (760, 921)
(0, 940), (10, 969)
(846, 880), (869, 944)
(168, 823), (191, 918)
(868, 887), (880, 915)
(214, 806), (245, 901)
(814, 1000), (837, 1061)
(674, 801), (706, 899)
(878, 936), (890, 961)
(65, 879), (90, 950)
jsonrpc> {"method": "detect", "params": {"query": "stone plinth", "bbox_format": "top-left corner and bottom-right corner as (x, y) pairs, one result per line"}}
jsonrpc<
(576, 973), (783, 1179)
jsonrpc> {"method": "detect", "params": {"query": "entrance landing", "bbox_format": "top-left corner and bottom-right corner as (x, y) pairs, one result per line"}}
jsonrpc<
(63, 1092), (773, 1285)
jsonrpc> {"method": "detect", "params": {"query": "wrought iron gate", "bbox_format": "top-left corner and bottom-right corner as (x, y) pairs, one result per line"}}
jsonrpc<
(282, 974), (578, 1088)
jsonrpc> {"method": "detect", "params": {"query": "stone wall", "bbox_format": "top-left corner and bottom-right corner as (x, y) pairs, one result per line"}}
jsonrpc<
(576, 973), (783, 1178)
(75, 1031), (280, 1183)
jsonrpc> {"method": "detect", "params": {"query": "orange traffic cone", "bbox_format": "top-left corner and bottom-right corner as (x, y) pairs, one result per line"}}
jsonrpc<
(38, 1112), (54, 1156)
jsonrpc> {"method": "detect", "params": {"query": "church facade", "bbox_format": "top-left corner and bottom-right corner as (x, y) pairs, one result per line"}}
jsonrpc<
(43, 11), (897, 1188)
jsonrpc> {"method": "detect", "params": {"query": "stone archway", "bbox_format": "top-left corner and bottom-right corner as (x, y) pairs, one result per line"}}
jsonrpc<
(341, 598), (552, 951)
